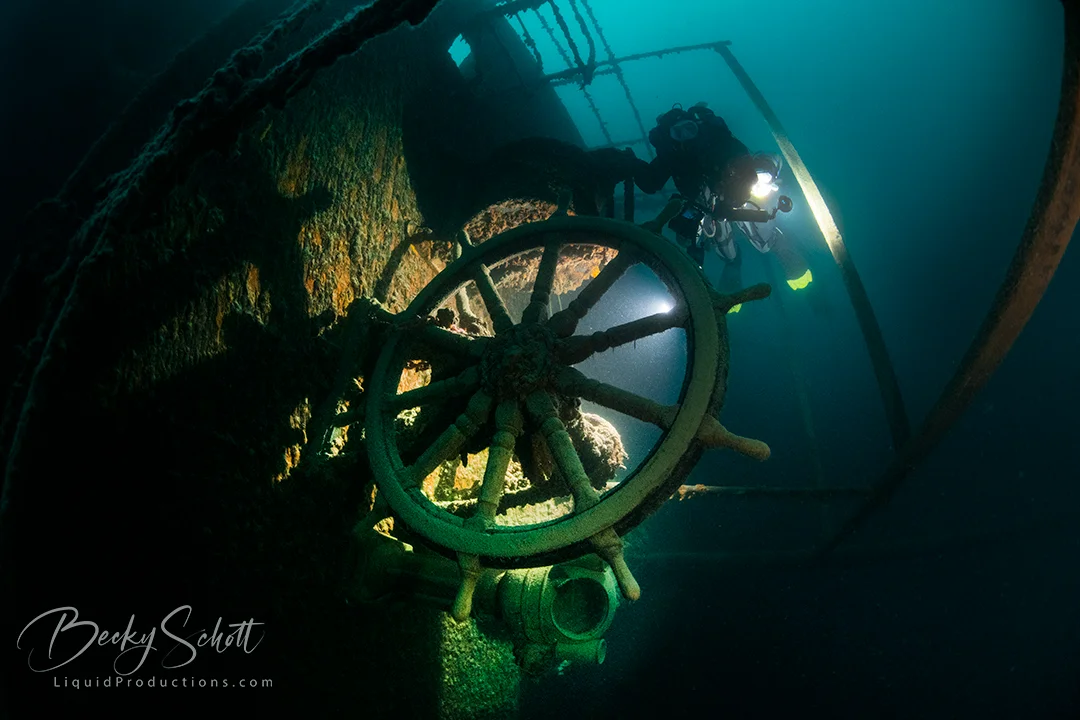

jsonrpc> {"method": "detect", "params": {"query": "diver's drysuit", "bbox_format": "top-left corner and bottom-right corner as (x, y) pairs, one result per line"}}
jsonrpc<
(633, 102), (813, 303)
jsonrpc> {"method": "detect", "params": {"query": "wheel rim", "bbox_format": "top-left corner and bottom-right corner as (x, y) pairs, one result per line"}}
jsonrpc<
(365, 215), (721, 563)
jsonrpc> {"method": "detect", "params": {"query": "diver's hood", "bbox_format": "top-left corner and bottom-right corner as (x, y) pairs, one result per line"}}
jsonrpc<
(669, 119), (699, 143)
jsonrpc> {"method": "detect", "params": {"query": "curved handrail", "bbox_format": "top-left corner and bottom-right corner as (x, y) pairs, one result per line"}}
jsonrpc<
(820, 0), (1080, 555)
(715, 43), (913, 453)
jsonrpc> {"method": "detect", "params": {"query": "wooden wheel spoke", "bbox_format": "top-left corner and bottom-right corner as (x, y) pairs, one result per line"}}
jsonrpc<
(454, 287), (485, 335)
(590, 526), (640, 601)
(553, 366), (678, 431)
(435, 483), (563, 519)
(556, 305), (688, 365)
(547, 251), (637, 337)
(554, 366), (771, 461)
(524, 390), (601, 513)
(473, 264), (515, 334)
(467, 400), (524, 528)
(405, 391), (493, 488)
(411, 323), (489, 358)
(522, 241), (563, 325)
(452, 552), (482, 622)
(696, 414), (771, 461)
(390, 366), (481, 412)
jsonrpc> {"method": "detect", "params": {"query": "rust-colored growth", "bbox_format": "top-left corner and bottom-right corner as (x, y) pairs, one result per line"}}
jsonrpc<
(215, 290), (229, 336)
(550, 243), (619, 296)
(421, 471), (437, 498)
(278, 135), (312, 198)
(453, 450), (487, 492)
(397, 360), (431, 394)
(254, 41), (429, 321)
(275, 445), (303, 483)
(485, 242), (617, 301)
(384, 237), (448, 314)
(211, 266), (274, 347)
(245, 264), (261, 306)
(364, 482), (378, 514)
(463, 199), (558, 245)
(372, 516), (394, 536)
(288, 398), (312, 444)
(300, 220), (362, 318)
(330, 268), (355, 317)
(274, 398), (312, 482)
(676, 484), (708, 501)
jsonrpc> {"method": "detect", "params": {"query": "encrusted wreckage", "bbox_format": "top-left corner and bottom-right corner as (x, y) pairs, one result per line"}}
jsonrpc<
(6, 0), (1076, 717)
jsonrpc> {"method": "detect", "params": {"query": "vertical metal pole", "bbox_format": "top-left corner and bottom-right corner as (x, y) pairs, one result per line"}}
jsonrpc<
(715, 44), (911, 452)
(623, 177), (635, 222)
(603, 187), (616, 218)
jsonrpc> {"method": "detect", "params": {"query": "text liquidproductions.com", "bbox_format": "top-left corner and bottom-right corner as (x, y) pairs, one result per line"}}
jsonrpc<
(53, 676), (272, 689)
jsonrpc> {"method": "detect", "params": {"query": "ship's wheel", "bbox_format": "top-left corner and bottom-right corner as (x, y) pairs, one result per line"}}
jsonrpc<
(364, 209), (771, 619)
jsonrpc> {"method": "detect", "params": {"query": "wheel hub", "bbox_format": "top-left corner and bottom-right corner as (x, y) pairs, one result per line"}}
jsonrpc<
(479, 322), (557, 399)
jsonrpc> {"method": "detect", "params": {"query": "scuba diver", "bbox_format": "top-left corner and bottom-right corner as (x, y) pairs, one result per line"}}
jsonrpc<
(632, 102), (815, 311)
